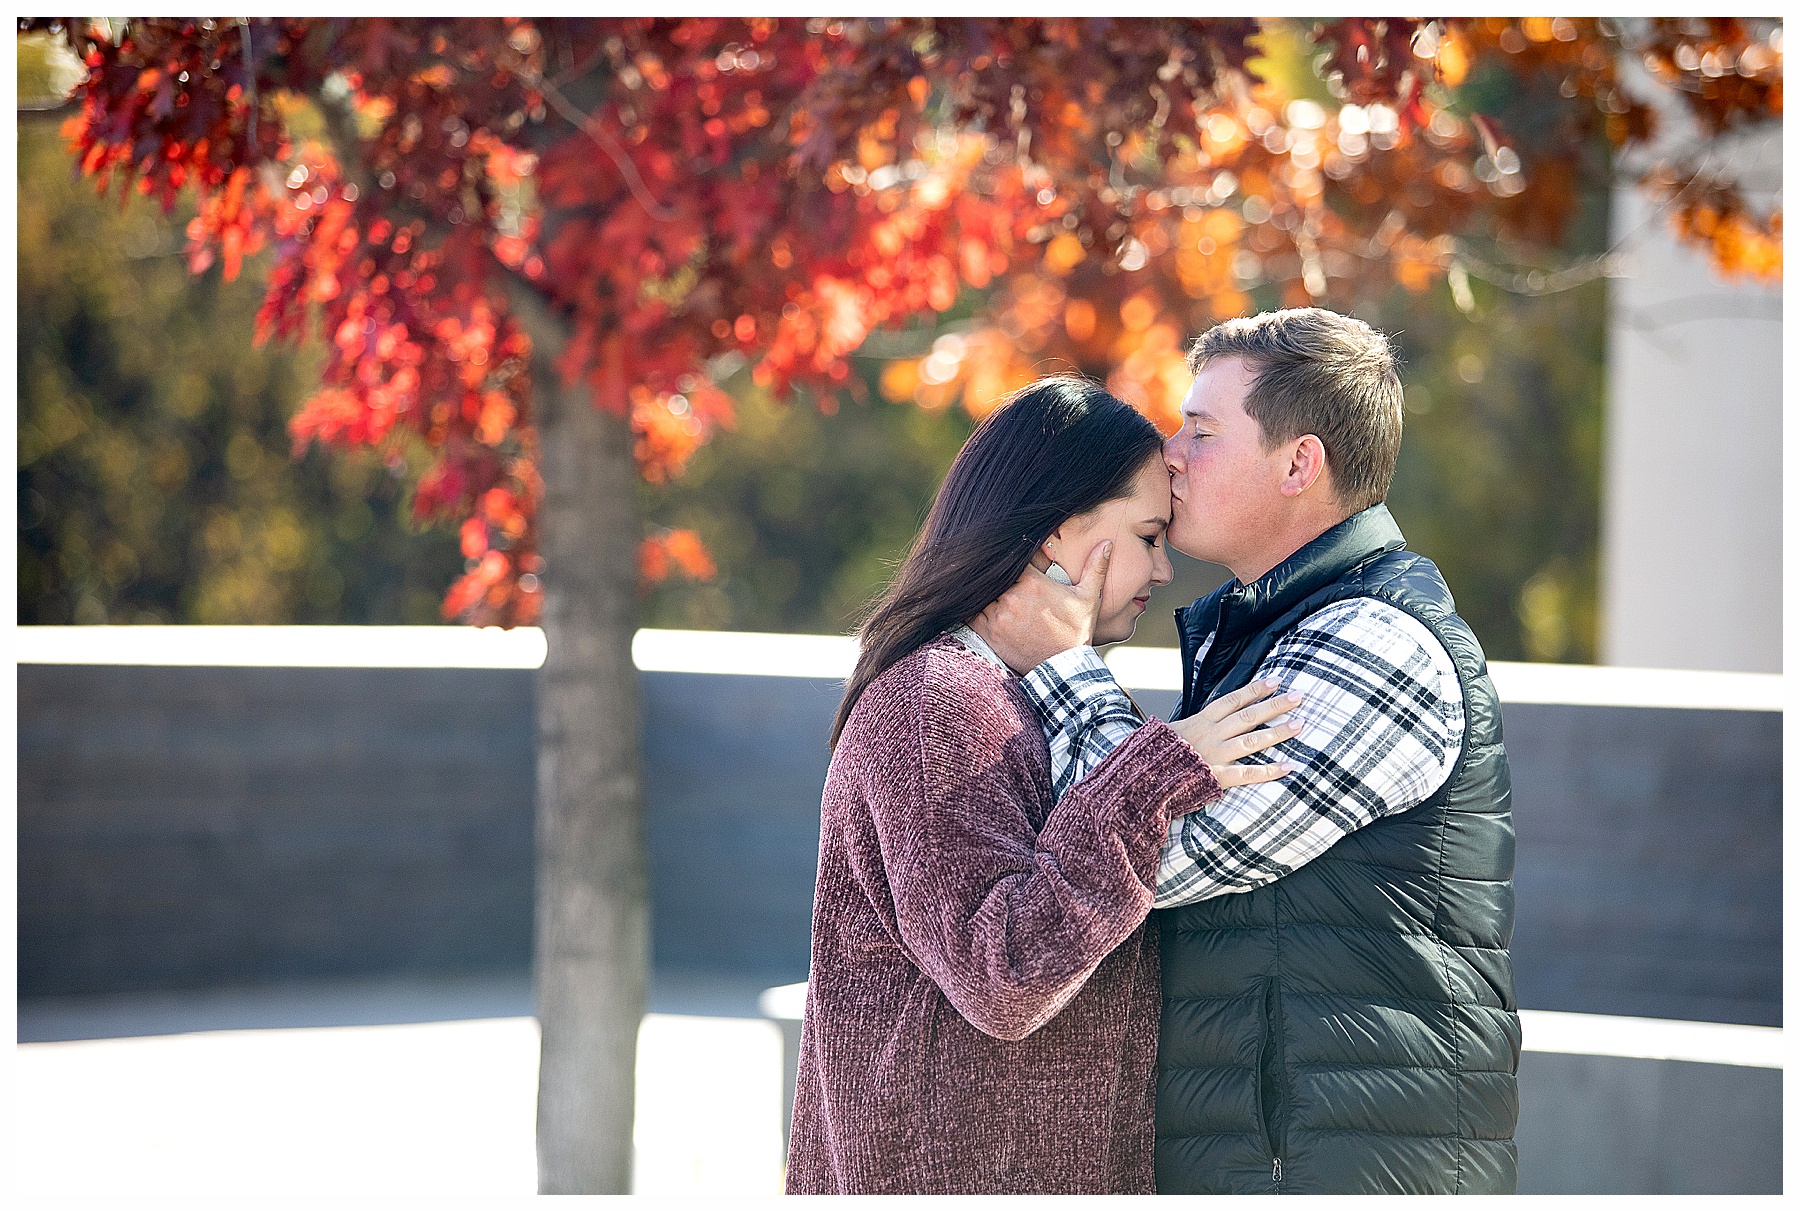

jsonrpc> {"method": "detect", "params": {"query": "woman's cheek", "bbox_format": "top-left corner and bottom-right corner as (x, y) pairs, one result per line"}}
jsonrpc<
(1104, 547), (1140, 614)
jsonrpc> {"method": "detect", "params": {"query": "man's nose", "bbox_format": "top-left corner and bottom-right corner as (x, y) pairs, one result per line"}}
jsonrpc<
(1162, 432), (1185, 472)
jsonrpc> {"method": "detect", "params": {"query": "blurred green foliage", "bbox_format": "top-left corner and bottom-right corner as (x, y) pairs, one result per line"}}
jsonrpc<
(17, 114), (463, 624)
(1372, 44), (1611, 666)
(640, 382), (974, 635)
(1382, 277), (1605, 665)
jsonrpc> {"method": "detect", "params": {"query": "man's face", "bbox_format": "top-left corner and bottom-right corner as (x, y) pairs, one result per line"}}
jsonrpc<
(1163, 356), (1291, 570)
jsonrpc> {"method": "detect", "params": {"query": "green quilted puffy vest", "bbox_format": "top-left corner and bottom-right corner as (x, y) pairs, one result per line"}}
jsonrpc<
(1154, 505), (1519, 1195)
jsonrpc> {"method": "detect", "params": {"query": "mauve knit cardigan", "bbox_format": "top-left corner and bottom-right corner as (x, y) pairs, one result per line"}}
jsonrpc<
(786, 635), (1225, 1194)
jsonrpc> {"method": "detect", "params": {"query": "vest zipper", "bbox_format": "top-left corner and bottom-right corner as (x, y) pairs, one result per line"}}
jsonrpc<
(1272, 1156), (1283, 1189)
(1257, 977), (1285, 1185)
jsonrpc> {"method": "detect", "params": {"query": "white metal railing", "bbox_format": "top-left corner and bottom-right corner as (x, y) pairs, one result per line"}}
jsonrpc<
(16, 626), (1784, 711)
(14, 625), (548, 669)
(758, 982), (1782, 1069)
(1101, 646), (1785, 712)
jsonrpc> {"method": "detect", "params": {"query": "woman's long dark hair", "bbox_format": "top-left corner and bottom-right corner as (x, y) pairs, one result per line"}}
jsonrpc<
(830, 376), (1164, 746)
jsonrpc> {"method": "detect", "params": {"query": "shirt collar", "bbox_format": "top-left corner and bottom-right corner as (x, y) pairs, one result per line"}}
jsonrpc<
(951, 625), (1012, 674)
(1214, 504), (1408, 641)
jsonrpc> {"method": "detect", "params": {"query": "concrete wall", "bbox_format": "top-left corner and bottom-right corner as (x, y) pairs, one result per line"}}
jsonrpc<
(19, 665), (1780, 1025)
(18, 665), (538, 993)
(16, 664), (839, 995)
(1500, 702), (1782, 1027)
(1514, 1051), (1780, 1194)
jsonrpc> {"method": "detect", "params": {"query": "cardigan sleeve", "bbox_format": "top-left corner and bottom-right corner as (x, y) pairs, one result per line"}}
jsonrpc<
(852, 648), (1224, 1041)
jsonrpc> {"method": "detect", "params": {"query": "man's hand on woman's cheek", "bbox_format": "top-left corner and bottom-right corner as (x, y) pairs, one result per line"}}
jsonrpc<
(971, 541), (1112, 673)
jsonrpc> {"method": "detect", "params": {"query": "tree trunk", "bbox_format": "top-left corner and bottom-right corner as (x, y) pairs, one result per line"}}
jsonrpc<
(513, 284), (647, 1194)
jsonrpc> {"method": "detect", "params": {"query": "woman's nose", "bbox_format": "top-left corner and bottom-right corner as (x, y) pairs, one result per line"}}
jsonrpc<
(1152, 546), (1174, 586)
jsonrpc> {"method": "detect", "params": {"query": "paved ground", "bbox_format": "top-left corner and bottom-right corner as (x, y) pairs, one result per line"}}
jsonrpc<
(15, 971), (786, 1198)
(17, 972), (1782, 1196)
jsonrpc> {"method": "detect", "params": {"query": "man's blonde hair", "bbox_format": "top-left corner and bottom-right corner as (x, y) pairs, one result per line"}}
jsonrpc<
(1187, 308), (1404, 513)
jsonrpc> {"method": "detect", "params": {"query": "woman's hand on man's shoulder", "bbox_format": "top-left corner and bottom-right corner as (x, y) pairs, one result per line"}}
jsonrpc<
(1167, 680), (1302, 788)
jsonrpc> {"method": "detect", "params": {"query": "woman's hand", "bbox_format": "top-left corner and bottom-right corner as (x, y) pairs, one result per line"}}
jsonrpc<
(969, 540), (1112, 673)
(1167, 679), (1303, 788)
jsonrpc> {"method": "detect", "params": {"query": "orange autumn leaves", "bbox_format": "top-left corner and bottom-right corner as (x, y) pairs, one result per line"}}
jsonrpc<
(632, 381), (736, 485)
(638, 529), (717, 585)
(873, 18), (1780, 432)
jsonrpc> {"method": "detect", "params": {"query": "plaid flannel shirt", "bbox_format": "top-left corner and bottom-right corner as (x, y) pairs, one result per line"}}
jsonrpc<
(1017, 597), (1466, 908)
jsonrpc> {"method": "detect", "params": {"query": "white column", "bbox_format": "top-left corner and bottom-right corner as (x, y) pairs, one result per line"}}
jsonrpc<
(1599, 80), (1782, 674)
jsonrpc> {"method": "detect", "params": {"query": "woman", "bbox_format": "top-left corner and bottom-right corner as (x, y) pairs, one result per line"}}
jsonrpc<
(787, 378), (1299, 1194)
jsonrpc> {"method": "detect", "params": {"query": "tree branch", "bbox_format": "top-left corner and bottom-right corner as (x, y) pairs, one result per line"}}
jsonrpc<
(1452, 245), (1627, 296)
(311, 80), (378, 203)
(514, 64), (678, 222)
(237, 18), (259, 155)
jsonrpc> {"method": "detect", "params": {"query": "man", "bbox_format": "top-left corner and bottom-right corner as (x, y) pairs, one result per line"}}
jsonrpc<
(973, 308), (1519, 1194)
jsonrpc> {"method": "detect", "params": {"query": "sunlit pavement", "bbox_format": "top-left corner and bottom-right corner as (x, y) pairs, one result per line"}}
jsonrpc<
(14, 975), (786, 1199)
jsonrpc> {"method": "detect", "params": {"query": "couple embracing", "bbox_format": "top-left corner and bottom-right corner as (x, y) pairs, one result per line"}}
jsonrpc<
(787, 308), (1519, 1195)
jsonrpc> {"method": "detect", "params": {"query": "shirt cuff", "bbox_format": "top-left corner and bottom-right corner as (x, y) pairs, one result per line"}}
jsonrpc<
(1085, 717), (1227, 821)
(1018, 645), (1127, 729)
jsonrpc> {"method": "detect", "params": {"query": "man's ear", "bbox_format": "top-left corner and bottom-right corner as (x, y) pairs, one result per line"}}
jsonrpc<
(1279, 434), (1329, 498)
